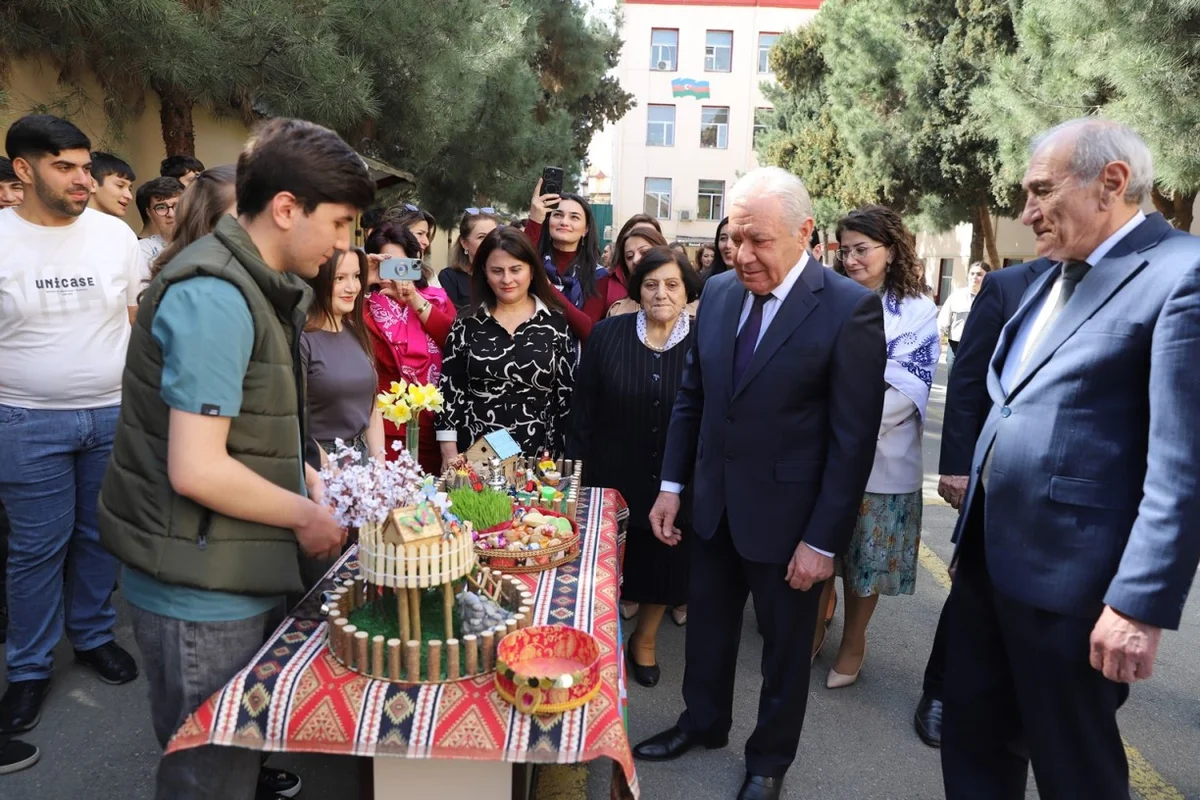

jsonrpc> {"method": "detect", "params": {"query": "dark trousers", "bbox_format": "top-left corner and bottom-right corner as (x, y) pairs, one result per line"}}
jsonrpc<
(677, 517), (822, 778)
(941, 492), (1131, 800)
(921, 596), (950, 696)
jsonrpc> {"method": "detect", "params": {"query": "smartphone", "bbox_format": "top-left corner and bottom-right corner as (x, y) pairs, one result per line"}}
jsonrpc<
(379, 257), (423, 282)
(541, 166), (564, 200)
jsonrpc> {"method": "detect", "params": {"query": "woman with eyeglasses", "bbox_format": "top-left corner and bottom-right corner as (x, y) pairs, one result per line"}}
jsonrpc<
(525, 179), (616, 342)
(440, 208), (500, 313)
(813, 205), (939, 689)
(362, 222), (456, 475)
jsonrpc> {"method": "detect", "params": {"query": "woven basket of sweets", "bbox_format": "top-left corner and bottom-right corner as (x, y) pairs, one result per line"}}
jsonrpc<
(475, 507), (580, 574)
(495, 624), (602, 714)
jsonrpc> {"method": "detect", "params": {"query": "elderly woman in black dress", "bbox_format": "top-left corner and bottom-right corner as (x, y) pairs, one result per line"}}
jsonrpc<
(436, 227), (576, 460)
(568, 246), (703, 687)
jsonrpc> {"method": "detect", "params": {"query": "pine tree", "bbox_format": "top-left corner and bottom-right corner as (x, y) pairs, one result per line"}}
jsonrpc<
(974, 0), (1200, 229)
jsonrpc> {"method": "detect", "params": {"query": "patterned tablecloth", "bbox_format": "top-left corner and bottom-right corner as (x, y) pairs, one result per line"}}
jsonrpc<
(166, 487), (638, 798)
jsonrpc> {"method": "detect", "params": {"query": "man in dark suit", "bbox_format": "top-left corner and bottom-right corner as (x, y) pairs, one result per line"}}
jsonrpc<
(632, 167), (886, 800)
(915, 256), (1052, 747)
(941, 118), (1200, 799)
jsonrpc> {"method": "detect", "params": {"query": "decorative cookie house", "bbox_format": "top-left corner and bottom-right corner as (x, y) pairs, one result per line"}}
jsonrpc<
(464, 429), (523, 482)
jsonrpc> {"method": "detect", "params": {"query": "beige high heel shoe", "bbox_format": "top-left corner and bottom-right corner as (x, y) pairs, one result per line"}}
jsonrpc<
(826, 647), (866, 689)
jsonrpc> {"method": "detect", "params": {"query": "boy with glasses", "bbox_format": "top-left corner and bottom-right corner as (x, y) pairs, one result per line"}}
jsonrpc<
(136, 176), (184, 263)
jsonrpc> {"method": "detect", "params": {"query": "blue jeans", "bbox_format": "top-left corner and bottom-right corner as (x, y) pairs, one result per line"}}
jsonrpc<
(0, 404), (121, 681)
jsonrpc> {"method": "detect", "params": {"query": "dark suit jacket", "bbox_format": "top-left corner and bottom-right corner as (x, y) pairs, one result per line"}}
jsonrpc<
(957, 213), (1200, 629)
(662, 261), (886, 563)
(938, 259), (1052, 476)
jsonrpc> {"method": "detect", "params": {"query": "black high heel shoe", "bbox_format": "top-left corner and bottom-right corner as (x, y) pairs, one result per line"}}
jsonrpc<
(624, 641), (661, 688)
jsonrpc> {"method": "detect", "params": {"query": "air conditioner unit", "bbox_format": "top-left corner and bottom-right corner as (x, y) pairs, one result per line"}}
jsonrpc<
(678, 209), (691, 221)
(657, 60), (669, 70)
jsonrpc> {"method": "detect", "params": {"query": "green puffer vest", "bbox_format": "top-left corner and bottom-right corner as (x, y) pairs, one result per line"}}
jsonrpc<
(98, 215), (312, 596)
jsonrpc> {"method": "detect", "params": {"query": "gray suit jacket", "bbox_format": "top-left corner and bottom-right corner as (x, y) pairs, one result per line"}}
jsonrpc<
(955, 213), (1200, 629)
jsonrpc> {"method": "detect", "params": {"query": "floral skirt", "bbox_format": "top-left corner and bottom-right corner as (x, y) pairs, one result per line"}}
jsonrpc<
(835, 490), (923, 597)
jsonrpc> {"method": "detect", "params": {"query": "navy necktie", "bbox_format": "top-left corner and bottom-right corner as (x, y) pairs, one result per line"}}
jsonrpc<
(733, 293), (769, 387)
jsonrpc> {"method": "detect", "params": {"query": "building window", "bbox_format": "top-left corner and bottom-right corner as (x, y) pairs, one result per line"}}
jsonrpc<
(705, 31), (733, 72)
(646, 105), (676, 147)
(758, 33), (780, 73)
(753, 108), (773, 145)
(698, 180), (725, 221)
(700, 106), (730, 149)
(938, 258), (955, 304)
(644, 178), (673, 219)
(651, 29), (678, 71)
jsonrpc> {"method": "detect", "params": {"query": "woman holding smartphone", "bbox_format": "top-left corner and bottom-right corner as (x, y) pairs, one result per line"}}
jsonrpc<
(524, 178), (614, 342)
(363, 222), (456, 474)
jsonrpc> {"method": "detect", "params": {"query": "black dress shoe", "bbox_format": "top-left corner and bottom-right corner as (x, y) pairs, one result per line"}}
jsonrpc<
(625, 644), (660, 688)
(0, 679), (50, 734)
(914, 692), (943, 748)
(75, 641), (138, 685)
(632, 725), (727, 762)
(738, 773), (783, 800)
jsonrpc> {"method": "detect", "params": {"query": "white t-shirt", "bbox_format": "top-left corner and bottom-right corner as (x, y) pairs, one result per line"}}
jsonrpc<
(0, 207), (149, 409)
(139, 234), (166, 264)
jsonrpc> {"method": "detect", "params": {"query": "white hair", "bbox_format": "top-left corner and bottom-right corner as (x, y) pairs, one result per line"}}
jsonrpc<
(727, 167), (814, 232)
(1031, 118), (1154, 203)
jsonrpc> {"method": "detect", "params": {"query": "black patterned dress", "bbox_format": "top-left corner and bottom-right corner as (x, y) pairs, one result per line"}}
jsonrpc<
(435, 299), (576, 456)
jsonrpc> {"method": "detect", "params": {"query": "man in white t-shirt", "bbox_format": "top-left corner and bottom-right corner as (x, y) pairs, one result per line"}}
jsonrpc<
(135, 175), (184, 265)
(0, 114), (146, 735)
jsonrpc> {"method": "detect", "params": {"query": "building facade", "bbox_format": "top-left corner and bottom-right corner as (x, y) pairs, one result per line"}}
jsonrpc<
(610, 0), (820, 245)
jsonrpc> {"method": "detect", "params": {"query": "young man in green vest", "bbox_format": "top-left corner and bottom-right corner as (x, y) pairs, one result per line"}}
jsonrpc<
(98, 118), (374, 800)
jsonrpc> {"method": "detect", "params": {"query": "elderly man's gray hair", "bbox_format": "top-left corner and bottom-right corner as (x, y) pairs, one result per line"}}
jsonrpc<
(727, 167), (815, 232)
(1031, 118), (1154, 204)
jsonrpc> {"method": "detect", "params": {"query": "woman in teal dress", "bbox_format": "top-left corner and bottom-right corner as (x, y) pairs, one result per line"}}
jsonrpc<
(815, 205), (940, 688)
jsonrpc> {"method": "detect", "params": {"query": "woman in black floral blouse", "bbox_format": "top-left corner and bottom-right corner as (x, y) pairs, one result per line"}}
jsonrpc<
(436, 227), (576, 460)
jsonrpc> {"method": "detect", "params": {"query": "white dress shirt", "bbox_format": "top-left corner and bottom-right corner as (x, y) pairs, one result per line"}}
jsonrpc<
(1000, 211), (1145, 393)
(659, 254), (833, 556)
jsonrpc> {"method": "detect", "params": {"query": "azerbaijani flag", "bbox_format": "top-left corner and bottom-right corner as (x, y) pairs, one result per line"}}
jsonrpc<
(671, 78), (711, 99)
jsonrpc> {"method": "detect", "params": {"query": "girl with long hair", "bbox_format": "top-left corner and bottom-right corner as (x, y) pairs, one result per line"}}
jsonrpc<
(436, 227), (575, 461)
(525, 179), (614, 341)
(301, 248), (384, 465)
(362, 222), (457, 475)
(440, 208), (500, 313)
(701, 216), (733, 283)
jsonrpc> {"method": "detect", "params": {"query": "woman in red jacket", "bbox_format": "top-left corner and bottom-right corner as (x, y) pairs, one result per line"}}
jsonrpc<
(362, 222), (455, 475)
(524, 179), (616, 342)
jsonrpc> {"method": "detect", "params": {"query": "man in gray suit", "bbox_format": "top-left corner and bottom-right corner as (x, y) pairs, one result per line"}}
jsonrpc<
(941, 118), (1200, 799)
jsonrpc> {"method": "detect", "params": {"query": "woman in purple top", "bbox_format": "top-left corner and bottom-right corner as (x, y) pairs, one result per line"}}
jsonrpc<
(301, 248), (385, 465)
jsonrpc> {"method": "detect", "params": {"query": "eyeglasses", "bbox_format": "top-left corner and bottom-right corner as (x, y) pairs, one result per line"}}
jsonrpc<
(465, 207), (496, 215)
(835, 244), (886, 263)
(152, 202), (178, 216)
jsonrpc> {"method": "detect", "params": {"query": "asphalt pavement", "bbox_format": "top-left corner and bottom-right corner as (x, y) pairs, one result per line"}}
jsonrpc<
(3, 362), (1198, 800)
